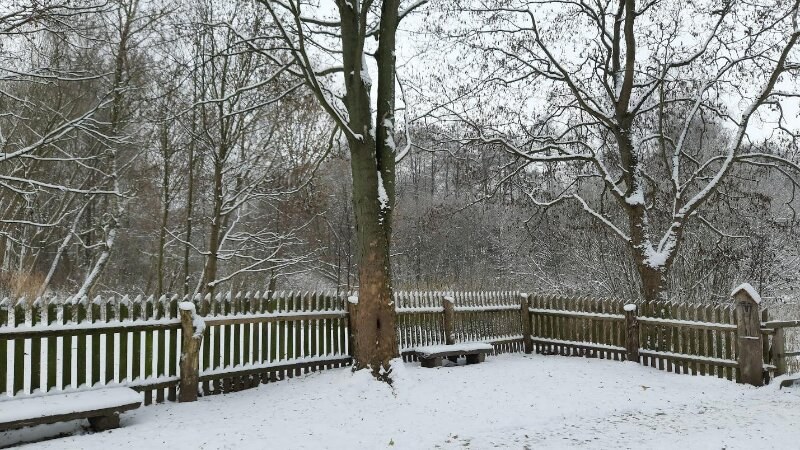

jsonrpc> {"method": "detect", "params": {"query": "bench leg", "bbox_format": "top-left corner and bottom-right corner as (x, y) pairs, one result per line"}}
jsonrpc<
(420, 357), (443, 368)
(466, 354), (485, 365)
(89, 413), (120, 432)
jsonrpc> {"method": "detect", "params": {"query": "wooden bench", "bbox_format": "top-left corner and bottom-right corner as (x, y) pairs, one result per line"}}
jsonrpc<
(0, 387), (142, 433)
(780, 376), (800, 390)
(410, 343), (494, 368)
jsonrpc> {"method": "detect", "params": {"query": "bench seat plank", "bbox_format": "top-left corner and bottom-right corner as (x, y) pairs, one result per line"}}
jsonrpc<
(409, 343), (494, 359)
(0, 387), (141, 431)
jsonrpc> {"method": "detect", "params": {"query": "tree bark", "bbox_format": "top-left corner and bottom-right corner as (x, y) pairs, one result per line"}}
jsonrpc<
(348, 136), (398, 377)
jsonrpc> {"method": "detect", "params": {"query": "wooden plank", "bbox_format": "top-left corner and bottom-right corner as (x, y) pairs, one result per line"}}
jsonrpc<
(762, 308), (770, 382)
(327, 292), (336, 362)
(303, 292), (311, 365)
(90, 297), (102, 388)
(244, 293), (255, 378)
(530, 337), (625, 355)
(259, 292), (269, 367)
(30, 299), (41, 394)
(168, 295), (179, 401)
(1, 299), (9, 395)
(232, 292), (241, 383)
(310, 293), (319, 361)
(204, 293), (214, 394)
(556, 296), (565, 355)
(713, 305), (723, 378)
(143, 295), (154, 405)
(638, 349), (738, 368)
(0, 400), (141, 432)
(62, 298), (73, 389)
(72, 298), (87, 390)
(198, 356), (352, 383)
(130, 296), (142, 386)
(763, 319), (800, 328)
(686, 303), (696, 375)
(0, 321), (181, 340)
(118, 297), (129, 383)
(678, 303), (689, 374)
(104, 297), (115, 386)
(155, 296), (166, 403)
(271, 292), (280, 364)
(636, 316), (738, 332)
(210, 293), (221, 393)
(294, 292), (303, 376)
(722, 305), (732, 380)
(244, 293), (254, 372)
(696, 304), (706, 376)
(704, 305), (718, 376)
(657, 302), (666, 370)
(14, 300), (26, 395)
(664, 302), (674, 372)
(528, 308), (625, 322)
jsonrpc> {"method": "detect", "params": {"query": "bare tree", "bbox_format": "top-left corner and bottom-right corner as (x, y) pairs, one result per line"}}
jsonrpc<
(438, 0), (800, 301)
(0, 1), (117, 295)
(185, 1), (328, 297)
(258, 0), (428, 377)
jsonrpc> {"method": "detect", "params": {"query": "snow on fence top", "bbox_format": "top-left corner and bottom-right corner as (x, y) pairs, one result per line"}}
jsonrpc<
(731, 283), (761, 304)
(624, 304), (637, 312)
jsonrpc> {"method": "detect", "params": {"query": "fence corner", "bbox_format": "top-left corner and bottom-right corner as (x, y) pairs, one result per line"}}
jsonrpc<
(732, 283), (764, 386)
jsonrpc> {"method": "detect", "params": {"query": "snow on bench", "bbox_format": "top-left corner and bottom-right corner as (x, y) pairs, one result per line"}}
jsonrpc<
(409, 343), (494, 368)
(0, 387), (142, 432)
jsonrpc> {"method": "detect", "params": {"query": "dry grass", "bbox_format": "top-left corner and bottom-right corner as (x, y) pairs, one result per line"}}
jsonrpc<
(0, 271), (44, 302)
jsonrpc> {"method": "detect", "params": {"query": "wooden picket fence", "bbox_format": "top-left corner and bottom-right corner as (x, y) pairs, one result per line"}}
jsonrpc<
(1, 289), (794, 406)
(395, 291), (524, 358)
(528, 295), (745, 379)
(0, 292), (351, 404)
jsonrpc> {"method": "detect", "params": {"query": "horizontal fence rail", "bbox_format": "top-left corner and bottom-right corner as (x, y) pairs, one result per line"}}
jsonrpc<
(1, 288), (796, 405)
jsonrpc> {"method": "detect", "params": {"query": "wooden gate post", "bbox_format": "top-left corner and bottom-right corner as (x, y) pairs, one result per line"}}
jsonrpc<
(624, 304), (639, 363)
(520, 293), (533, 354)
(442, 296), (455, 346)
(179, 302), (204, 402)
(773, 327), (787, 377)
(733, 284), (763, 386)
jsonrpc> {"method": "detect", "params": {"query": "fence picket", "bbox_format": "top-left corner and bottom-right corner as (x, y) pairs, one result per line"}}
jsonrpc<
(30, 298), (41, 394)
(104, 297), (115, 387)
(1, 298), (8, 395)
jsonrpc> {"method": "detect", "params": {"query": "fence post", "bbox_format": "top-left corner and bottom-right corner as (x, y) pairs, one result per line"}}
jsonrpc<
(520, 293), (533, 354)
(772, 327), (787, 377)
(442, 296), (455, 345)
(732, 284), (763, 386)
(179, 302), (204, 402)
(624, 304), (639, 363)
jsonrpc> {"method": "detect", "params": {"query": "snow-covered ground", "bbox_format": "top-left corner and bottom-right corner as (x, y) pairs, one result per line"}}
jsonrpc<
(5, 354), (800, 449)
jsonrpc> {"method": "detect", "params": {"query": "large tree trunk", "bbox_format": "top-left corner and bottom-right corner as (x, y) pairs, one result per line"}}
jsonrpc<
(336, 0), (402, 378)
(349, 137), (398, 378)
(635, 262), (667, 303)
